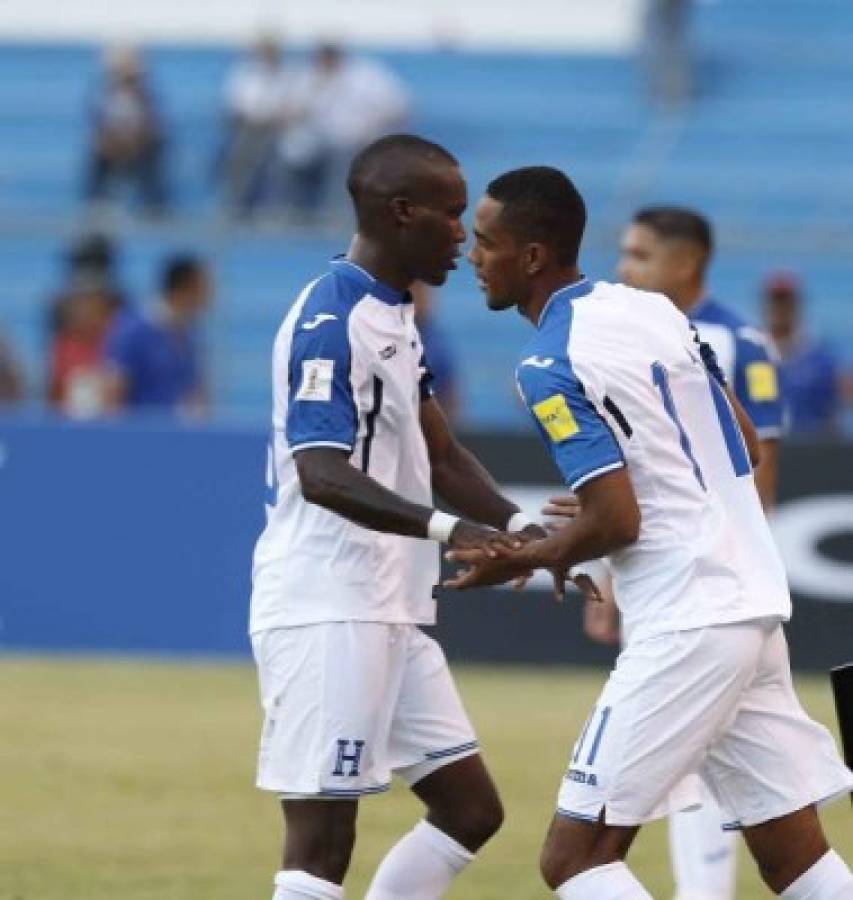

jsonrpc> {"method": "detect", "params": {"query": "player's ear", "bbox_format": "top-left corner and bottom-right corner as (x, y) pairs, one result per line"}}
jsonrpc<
(389, 195), (416, 227)
(525, 242), (549, 276)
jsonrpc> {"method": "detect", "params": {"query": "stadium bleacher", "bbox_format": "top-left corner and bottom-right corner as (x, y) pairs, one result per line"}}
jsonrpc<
(1, 0), (852, 426)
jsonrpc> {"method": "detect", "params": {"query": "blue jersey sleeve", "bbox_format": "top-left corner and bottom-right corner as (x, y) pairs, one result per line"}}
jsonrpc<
(104, 313), (141, 375)
(517, 358), (624, 491)
(286, 313), (357, 451)
(732, 328), (785, 439)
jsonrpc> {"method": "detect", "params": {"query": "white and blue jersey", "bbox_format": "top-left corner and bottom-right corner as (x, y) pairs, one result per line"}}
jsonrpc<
(516, 279), (791, 643)
(691, 298), (785, 440)
(250, 259), (438, 633)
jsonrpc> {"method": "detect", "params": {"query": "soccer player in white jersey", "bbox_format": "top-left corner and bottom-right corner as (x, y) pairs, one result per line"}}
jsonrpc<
(249, 135), (544, 900)
(617, 206), (786, 900)
(450, 166), (853, 899)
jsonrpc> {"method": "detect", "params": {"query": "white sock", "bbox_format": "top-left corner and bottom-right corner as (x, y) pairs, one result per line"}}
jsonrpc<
(669, 801), (737, 900)
(556, 861), (652, 899)
(365, 819), (474, 899)
(273, 869), (343, 899)
(781, 850), (853, 899)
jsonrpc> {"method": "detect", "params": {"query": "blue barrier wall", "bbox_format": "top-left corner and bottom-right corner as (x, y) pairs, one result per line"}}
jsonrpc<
(0, 416), (265, 654)
(2, 417), (851, 668)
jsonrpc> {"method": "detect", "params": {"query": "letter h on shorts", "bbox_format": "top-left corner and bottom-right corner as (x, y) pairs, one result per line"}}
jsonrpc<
(333, 739), (366, 777)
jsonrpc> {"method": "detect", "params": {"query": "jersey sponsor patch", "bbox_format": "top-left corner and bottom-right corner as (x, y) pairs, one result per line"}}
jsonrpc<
(745, 361), (779, 401)
(533, 394), (579, 442)
(296, 358), (335, 402)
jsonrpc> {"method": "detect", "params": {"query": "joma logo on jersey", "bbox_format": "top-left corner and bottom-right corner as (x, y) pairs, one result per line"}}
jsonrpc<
(302, 313), (338, 331)
(565, 768), (597, 786)
(520, 355), (554, 369)
(532, 394), (579, 442)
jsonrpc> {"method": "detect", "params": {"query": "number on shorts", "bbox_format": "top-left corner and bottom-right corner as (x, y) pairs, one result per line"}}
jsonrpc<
(572, 705), (612, 767)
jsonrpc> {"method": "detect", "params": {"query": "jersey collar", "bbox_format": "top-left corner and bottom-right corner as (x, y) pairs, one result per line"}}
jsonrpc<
(686, 295), (712, 320)
(537, 277), (593, 329)
(331, 257), (411, 306)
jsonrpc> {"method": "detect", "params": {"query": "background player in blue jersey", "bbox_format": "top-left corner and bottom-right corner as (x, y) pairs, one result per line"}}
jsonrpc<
(250, 135), (549, 900)
(619, 206), (785, 509)
(452, 166), (853, 900)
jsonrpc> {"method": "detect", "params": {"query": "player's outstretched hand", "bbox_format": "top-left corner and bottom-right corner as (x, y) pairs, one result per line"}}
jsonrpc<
(448, 521), (524, 556)
(442, 547), (531, 590)
(541, 494), (580, 526)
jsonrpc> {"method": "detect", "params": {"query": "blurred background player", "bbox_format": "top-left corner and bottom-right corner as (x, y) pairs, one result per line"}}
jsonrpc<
(103, 254), (210, 414)
(762, 272), (845, 435)
(457, 164), (853, 900)
(250, 134), (541, 900)
(619, 206), (785, 509)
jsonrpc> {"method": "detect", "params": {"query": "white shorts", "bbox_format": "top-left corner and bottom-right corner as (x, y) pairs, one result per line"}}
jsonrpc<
(252, 622), (478, 798)
(558, 617), (853, 828)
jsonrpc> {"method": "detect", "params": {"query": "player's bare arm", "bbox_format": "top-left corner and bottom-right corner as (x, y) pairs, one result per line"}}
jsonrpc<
(445, 468), (640, 590)
(420, 395), (538, 534)
(753, 437), (778, 508)
(295, 445), (520, 549)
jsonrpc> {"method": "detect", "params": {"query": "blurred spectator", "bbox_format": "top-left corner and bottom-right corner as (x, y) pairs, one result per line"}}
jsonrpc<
(47, 277), (115, 417)
(0, 332), (24, 404)
(221, 35), (292, 216)
(103, 255), (210, 414)
(47, 232), (125, 340)
(643, 0), (692, 107)
(84, 46), (167, 214)
(762, 273), (841, 434)
(280, 44), (409, 214)
(412, 283), (459, 422)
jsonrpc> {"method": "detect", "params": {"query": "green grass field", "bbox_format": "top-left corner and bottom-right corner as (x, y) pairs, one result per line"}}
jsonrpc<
(1, 658), (850, 899)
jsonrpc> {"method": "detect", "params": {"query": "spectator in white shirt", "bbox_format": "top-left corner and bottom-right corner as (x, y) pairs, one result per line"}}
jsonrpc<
(280, 44), (410, 215)
(221, 35), (292, 216)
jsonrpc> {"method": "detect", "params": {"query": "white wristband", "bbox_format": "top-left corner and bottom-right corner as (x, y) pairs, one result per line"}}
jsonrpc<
(507, 511), (535, 532)
(427, 510), (460, 543)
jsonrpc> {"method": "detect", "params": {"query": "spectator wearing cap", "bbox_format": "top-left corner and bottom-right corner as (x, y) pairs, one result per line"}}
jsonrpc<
(104, 255), (210, 414)
(763, 273), (841, 434)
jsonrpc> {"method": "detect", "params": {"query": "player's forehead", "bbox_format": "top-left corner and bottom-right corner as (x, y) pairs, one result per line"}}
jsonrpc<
(622, 222), (660, 252)
(472, 195), (505, 235)
(413, 161), (466, 210)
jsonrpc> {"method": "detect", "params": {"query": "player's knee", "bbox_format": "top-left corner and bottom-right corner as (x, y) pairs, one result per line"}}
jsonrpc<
(468, 791), (504, 845)
(434, 791), (504, 852)
(285, 817), (356, 883)
(460, 792), (505, 849)
(540, 837), (581, 889)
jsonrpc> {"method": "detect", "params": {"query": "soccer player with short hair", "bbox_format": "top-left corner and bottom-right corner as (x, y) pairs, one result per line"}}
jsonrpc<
(451, 165), (853, 899)
(620, 206), (785, 509)
(613, 206), (788, 900)
(249, 134), (541, 900)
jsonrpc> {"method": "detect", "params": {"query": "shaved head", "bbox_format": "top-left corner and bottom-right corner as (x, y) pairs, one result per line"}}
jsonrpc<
(347, 134), (459, 233)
